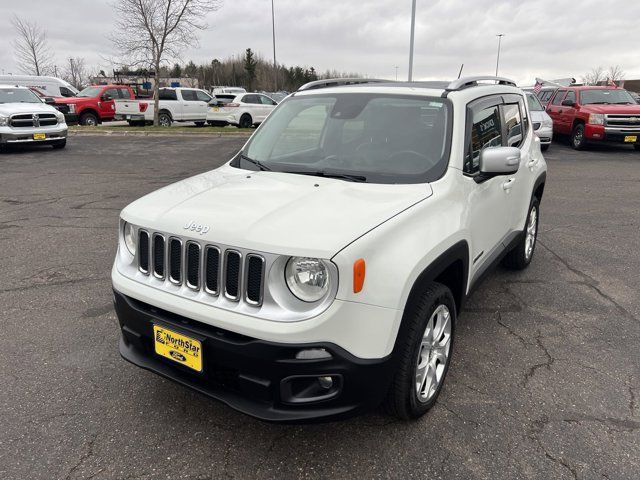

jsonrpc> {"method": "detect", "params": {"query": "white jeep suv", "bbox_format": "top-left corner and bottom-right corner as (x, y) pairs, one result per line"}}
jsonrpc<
(113, 76), (547, 422)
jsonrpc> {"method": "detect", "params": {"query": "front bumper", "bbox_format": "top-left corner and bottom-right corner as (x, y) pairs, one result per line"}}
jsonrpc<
(534, 125), (552, 144)
(0, 125), (67, 144)
(115, 290), (395, 422)
(585, 124), (640, 145)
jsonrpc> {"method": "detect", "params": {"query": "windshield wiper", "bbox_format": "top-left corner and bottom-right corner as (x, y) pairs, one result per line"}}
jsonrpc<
(240, 154), (271, 171)
(282, 169), (367, 182)
(587, 101), (610, 104)
(614, 102), (633, 104)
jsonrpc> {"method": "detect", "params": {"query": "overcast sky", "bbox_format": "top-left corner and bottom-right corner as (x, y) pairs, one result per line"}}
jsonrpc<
(1, 0), (639, 86)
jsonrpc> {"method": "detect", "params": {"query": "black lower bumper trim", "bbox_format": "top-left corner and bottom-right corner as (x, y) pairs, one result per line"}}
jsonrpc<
(114, 290), (395, 422)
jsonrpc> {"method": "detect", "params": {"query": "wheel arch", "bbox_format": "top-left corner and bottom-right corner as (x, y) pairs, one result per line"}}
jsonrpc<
(390, 240), (469, 356)
(158, 109), (173, 120)
(533, 172), (546, 202)
(79, 108), (99, 120)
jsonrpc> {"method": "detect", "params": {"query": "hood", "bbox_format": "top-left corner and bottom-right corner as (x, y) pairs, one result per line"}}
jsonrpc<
(530, 110), (551, 123)
(579, 104), (640, 114)
(54, 96), (95, 105)
(121, 164), (432, 258)
(0, 102), (59, 116)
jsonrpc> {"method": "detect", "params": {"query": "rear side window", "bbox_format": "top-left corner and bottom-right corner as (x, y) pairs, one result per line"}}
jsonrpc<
(466, 104), (502, 175)
(181, 90), (198, 101)
(502, 103), (523, 148)
(158, 89), (177, 101)
(119, 88), (134, 99)
(242, 95), (259, 104)
(551, 90), (567, 105)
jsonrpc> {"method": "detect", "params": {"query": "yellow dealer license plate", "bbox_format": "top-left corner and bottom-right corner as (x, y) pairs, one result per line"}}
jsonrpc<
(33, 133), (46, 140)
(624, 135), (637, 143)
(153, 325), (203, 372)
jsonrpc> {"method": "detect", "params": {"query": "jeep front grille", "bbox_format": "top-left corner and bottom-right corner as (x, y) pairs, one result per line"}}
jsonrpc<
(137, 232), (265, 307)
(9, 113), (58, 128)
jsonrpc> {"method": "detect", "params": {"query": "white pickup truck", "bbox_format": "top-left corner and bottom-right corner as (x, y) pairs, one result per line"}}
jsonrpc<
(114, 87), (213, 127)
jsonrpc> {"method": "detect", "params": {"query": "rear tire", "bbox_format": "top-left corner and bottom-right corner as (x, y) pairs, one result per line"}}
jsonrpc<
(158, 112), (172, 127)
(571, 123), (587, 150)
(384, 282), (456, 420)
(238, 114), (253, 129)
(52, 139), (66, 150)
(79, 112), (98, 127)
(503, 197), (540, 270)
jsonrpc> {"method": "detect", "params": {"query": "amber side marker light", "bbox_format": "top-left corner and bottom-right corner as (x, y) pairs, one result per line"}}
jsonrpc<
(353, 258), (366, 293)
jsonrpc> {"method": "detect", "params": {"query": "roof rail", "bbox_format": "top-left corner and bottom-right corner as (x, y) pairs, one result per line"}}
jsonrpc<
(297, 78), (390, 92)
(446, 75), (516, 91)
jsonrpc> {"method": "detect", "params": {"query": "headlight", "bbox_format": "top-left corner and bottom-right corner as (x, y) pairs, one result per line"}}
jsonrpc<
(542, 118), (554, 128)
(285, 257), (330, 302)
(588, 113), (604, 125)
(0, 115), (7, 127)
(123, 222), (136, 255)
(55, 111), (65, 122)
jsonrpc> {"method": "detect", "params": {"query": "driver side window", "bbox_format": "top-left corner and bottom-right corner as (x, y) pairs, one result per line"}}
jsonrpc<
(465, 104), (503, 175)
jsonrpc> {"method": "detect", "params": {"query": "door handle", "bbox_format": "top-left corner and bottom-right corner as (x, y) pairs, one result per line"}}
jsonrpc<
(527, 157), (538, 168)
(502, 178), (515, 191)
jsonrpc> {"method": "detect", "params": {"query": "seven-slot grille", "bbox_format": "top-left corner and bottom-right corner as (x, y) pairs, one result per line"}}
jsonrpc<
(10, 113), (58, 128)
(137, 232), (265, 306)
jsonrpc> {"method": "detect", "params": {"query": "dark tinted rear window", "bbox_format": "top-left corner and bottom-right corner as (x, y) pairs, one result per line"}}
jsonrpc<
(158, 89), (177, 100)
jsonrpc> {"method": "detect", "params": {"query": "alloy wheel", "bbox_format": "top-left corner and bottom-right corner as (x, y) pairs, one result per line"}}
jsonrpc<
(525, 205), (538, 261)
(415, 304), (452, 402)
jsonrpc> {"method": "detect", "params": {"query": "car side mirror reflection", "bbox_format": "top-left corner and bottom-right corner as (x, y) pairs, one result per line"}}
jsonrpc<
(561, 99), (575, 107)
(479, 147), (521, 177)
(101, 94), (111, 101)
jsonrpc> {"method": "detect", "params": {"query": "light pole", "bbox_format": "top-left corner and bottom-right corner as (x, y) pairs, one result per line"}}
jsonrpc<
(495, 34), (504, 77)
(408, 0), (417, 81)
(271, 0), (277, 91)
(395, 65), (399, 81)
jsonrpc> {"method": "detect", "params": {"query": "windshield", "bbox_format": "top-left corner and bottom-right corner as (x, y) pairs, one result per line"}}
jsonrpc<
(77, 87), (103, 98)
(0, 88), (41, 104)
(526, 93), (544, 111)
(239, 93), (452, 184)
(580, 89), (635, 105)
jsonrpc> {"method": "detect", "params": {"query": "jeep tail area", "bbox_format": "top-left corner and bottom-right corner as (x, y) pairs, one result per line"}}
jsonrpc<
(112, 76), (547, 422)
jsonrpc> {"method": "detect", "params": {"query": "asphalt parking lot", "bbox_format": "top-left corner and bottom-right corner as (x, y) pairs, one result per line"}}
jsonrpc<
(1, 135), (639, 480)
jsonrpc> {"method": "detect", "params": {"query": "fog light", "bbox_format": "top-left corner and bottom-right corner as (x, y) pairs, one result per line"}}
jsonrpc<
(318, 376), (333, 389)
(295, 348), (332, 360)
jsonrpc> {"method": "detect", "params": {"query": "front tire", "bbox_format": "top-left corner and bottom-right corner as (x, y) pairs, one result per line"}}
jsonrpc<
(571, 123), (587, 150)
(52, 139), (66, 150)
(238, 113), (253, 129)
(503, 197), (540, 270)
(385, 282), (455, 419)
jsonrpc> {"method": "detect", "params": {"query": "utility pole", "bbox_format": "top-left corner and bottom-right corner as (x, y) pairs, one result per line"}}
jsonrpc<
(271, 0), (277, 91)
(395, 66), (399, 81)
(495, 34), (504, 77)
(408, 0), (417, 81)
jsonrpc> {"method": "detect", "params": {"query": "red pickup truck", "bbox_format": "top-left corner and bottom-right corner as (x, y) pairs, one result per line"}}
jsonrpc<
(546, 86), (640, 150)
(54, 85), (135, 126)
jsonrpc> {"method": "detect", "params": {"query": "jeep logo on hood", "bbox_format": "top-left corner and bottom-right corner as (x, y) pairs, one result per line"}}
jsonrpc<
(169, 351), (186, 362)
(184, 220), (210, 235)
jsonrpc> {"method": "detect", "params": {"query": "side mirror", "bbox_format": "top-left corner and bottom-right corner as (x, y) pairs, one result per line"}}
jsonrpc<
(101, 94), (112, 101)
(561, 99), (575, 107)
(479, 147), (521, 176)
(44, 97), (56, 105)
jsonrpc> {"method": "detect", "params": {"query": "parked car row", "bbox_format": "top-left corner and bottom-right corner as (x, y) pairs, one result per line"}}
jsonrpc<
(528, 84), (640, 151)
(113, 88), (280, 128)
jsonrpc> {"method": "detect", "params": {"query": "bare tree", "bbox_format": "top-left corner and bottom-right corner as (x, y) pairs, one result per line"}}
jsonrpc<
(582, 66), (605, 85)
(63, 57), (88, 89)
(109, 0), (222, 126)
(607, 65), (625, 83)
(11, 16), (54, 76)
